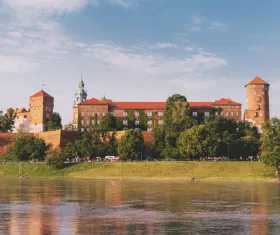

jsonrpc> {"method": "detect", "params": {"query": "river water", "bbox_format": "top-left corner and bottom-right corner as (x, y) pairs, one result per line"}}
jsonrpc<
(0, 179), (279, 235)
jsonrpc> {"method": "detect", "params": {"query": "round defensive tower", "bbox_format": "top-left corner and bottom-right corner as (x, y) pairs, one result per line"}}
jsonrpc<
(245, 76), (270, 130)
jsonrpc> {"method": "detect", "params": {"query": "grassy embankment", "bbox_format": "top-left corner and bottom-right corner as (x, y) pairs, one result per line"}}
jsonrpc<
(0, 161), (276, 181)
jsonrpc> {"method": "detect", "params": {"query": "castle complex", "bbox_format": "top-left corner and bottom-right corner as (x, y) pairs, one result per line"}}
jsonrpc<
(71, 76), (270, 132)
(10, 76), (270, 134)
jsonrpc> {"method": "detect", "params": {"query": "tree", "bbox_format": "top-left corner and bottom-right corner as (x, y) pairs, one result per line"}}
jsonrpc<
(260, 118), (280, 177)
(5, 134), (49, 161)
(178, 125), (217, 159)
(45, 148), (65, 168)
(46, 112), (62, 131)
(99, 113), (122, 131)
(117, 129), (144, 161)
(0, 109), (16, 132)
(150, 126), (166, 160)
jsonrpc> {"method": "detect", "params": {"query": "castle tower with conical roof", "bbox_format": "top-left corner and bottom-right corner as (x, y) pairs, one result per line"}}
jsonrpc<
(244, 76), (270, 131)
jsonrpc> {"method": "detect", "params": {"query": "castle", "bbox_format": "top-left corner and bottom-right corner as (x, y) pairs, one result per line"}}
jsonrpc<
(10, 76), (270, 134)
(71, 76), (270, 132)
(12, 90), (54, 133)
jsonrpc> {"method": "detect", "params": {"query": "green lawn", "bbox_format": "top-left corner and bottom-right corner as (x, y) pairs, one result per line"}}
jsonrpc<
(0, 161), (275, 180)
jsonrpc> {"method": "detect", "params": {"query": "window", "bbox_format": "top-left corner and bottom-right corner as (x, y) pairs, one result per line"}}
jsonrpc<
(221, 112), (223, 116)
(257, 105), (261, 110)
(192, 112), (197, 117)
(158, 120), (163, 125)
(81, 112), (84, 117)
(255, 112), (258, 117)
(97, 120), (100, 125)
(231, 112), (234, 117)
(92, 105), (95, 108)
(102, 112), (105, 117)
(135, 120), (140, 125)
(81, 106), (84, 108)
(158, 112), (163, 117)
(253, 85), (256, 89)
(92, 112), (95, 116)
(123, 120), (128, 126)
(236, 112), (239, 117)
(92, 120), (95, 125)
(258, 97), (262, 102)
(112, 112), (115, 116)
(81, 120), (84, 125)
(147, 112), (152, 117)
(123, 112), (127, 117)
(86, 111), (89, 116)
(215, 112), (218, 116)
(46, 113), (49, 118)
(260, 112), (263, 117)
(147, 120), (152, 125)
(205, 112), (210, 117)
(147, 128), (153, 132)
(135, 112), (139, 117)
(97, 112), (100, 116)
(86, 120), (89, 125)
(225, 112), (228, 116)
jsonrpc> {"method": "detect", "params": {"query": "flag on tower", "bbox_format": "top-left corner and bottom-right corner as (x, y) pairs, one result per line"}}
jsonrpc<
(42, 82), (46, 86)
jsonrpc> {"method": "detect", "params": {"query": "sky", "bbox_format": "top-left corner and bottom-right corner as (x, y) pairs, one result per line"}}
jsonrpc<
(1, 0), (280, 125)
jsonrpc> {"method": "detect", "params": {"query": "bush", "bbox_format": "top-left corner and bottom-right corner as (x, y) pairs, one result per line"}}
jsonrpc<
(5, 134), (49, 161)
(45, 148), (64, 168)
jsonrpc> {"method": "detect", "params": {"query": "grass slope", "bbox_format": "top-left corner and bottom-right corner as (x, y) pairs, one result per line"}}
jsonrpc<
(0, 162), (275, 180)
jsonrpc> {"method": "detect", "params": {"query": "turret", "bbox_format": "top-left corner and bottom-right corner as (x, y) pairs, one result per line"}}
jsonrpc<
(244, 76), (270, 132)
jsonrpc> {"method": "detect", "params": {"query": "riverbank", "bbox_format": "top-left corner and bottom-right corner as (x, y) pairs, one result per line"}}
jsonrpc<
(0, 162), (276, 181)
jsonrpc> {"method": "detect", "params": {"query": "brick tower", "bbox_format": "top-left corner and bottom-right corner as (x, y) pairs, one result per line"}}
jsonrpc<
(29, 90), (54, 133)
(244, 76), (270, 131)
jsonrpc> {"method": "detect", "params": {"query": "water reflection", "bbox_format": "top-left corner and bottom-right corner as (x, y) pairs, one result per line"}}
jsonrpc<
(0, 179), (279, 234)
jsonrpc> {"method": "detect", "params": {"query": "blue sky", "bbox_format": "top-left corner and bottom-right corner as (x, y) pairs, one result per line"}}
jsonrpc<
(1, 0), (280, 124)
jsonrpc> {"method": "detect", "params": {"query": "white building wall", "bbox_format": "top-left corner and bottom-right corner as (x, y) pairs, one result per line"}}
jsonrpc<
(29, 124), (45, 133)
(13, 116), (30, 133)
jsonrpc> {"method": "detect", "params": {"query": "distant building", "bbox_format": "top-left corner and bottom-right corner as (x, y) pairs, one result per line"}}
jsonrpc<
(12, 90), (54, 133)
(244, 76), (270, 131)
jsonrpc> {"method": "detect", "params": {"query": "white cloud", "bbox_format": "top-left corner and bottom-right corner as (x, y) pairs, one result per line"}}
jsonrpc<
(0, 55), (37, 73)
(7, 32), (22, 38)
(149, 43), (178, 49)
(184, 46), (194, 51)
(208, 22), (228, 31)
(248, 45), (264, 52)
(106, 0), (137, 8)
(6, 0), (89, 13)
(84, 43), (227, 75)
(187, 25), (200, 32)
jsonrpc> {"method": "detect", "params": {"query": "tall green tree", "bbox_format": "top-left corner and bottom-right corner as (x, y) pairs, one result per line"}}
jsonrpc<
(5, 134), (49, 161)
(46, 112), (62, 131)
(149, 126), (166, 160)
(117, 129), (144, 161)
(178, 125), (217, 159)
(260, 118), (280, 177)
(0, 109), (16, 132)
(99, 113), (122, 131)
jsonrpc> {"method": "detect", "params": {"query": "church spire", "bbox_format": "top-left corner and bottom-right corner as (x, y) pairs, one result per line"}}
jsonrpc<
(74, 77), (87, 106)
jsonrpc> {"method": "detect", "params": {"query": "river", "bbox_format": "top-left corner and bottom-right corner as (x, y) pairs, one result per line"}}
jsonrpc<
(0, 179), (279, 234)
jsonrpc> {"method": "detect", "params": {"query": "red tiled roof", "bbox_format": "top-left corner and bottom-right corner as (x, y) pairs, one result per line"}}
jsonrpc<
(110, 102), (166, 110)
(189, 102), (213, 108)
(246, 76), (269, 86)
(80, 98), (240, 109)
(79, 98), (106, 105)
(30, 90), (53, 98)
(212, 98), (241, 105)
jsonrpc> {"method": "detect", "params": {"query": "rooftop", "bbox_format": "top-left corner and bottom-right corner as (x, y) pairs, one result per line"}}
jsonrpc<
(30, 90), (53, 98)
(212, 98), (241, 105)
(246, 76), (269, 87)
